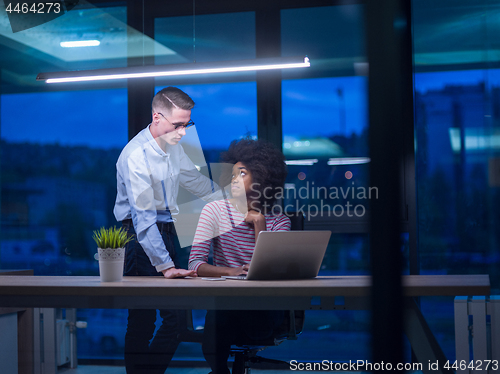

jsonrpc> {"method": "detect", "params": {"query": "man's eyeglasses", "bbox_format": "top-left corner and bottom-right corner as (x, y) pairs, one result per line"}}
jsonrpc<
(158, 112), (195, 130)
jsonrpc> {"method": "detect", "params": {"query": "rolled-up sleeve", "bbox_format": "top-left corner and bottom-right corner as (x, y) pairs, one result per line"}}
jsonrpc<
(188, 203), (219, 272)
(271, 215), (291, 232)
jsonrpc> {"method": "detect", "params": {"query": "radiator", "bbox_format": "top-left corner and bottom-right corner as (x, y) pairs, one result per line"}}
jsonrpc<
(454, 296), (500, 374)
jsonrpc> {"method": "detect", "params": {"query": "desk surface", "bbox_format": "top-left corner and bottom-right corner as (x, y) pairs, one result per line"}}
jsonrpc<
(0, 274), (490, 310)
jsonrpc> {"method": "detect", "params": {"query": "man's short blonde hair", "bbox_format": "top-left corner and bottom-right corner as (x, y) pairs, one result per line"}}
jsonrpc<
(152, 86), (195, 114)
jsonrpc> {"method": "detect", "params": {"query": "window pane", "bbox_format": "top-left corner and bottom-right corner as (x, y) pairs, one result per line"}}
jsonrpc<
(153, 12), (257, 86)
(413, 0), (500, 69)
(0, 5), (130, 362)
(154, 11), (257, 358)
(1, 89), (127, 274)
(282, 77), (369, 251)
(281, 4), (366, 78)
(281, 4), (370, 364)
(1, 89), (127, 360)
(169, 82), (257, 156)
(154, 81), (257, 167)
(281, 5), (370, 236)
(155, 12), (255, 64)
(414, 0), (500, 362)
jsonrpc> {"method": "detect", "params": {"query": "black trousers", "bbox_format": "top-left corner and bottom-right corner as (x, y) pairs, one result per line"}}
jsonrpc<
(122, 220), (186, 374)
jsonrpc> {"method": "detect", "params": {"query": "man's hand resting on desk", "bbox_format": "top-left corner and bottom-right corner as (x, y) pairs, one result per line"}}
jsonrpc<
(162, 267), (197, 279)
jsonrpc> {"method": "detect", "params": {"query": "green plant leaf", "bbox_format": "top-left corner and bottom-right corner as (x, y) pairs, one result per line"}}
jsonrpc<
(92, 226), (133, 249)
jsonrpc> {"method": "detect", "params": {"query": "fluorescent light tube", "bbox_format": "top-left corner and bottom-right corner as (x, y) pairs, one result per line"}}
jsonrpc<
(60, 40), (101, 48)
(285, 159), (318, 166)
(37, 56), (310, 84)
(327, 157), (371, 165)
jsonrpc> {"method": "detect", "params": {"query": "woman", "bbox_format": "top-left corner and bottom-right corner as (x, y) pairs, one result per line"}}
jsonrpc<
(188, 138), (290, 374)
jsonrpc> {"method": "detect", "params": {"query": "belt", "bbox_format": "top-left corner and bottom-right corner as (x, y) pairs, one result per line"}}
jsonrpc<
(122, 219), (173, 232)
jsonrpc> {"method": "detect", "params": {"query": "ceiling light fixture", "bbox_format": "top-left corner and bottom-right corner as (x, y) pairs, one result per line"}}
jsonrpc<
(60, 40), (101, 48)
(327, 157), (371, 166)
(285, 159), (318, 166)
(37, 56), (310, 84)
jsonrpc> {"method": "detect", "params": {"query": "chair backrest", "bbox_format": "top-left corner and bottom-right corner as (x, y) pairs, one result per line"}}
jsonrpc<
(233, 309), (304, 346)
(274, 310), (305, 341)
(285, 211), (305, 231)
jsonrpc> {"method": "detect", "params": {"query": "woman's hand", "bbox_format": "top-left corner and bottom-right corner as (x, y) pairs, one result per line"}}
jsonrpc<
(245, 210), (267, 242)
(226, 264), (249, 276)
(196, 263), (249, 277)
(245, 209), (265, 228)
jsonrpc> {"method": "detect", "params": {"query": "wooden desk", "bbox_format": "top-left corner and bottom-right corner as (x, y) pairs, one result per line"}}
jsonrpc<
(0, 274), (490, 374)
(0, 274), (490, 310)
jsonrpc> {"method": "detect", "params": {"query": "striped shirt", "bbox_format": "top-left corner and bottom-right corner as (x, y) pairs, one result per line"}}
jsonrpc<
(188, 200), (291, 272)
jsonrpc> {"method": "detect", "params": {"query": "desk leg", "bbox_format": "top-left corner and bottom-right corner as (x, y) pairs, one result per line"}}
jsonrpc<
(404, 298), (453, 374)
(18, 308), (34, 374)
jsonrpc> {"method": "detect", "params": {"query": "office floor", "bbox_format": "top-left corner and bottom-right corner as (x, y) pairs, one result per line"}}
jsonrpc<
(57, 367), (331, 374)
(56, 365), (422, 374)
(58, 367), (208, 374)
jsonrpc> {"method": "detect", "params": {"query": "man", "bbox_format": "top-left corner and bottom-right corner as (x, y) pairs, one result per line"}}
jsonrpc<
(114, 86), (219, 374)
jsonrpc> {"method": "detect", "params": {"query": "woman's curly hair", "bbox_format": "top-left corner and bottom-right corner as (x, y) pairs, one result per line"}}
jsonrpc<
(220, 138), (287, 207)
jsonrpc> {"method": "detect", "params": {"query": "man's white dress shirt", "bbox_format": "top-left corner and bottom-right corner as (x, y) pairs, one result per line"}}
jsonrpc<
(114, 125), (219, 272)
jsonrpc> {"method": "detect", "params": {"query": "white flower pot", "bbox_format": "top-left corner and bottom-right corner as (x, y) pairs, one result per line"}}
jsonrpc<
(97, 248), (125, 282)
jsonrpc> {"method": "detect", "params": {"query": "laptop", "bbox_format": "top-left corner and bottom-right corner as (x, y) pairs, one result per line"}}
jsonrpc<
(223, 230), (331, 280)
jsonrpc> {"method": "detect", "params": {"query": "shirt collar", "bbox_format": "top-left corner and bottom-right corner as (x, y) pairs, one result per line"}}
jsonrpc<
(145, 124), (169, 156)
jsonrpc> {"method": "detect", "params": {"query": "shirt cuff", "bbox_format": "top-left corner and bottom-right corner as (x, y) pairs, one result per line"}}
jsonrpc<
(155, 261), (175, 273)
(188, 261), (204, 273)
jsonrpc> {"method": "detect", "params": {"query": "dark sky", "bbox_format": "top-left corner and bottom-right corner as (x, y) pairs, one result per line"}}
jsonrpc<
(1, 77), (368, 150)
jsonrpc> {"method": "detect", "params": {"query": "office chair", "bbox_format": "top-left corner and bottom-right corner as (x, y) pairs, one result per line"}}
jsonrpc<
(178, 306), (305, 374)
(285, 211), (305, 231)
(226, 212), (305, 374)
(228, 309), (305, 374)
(179, 211), (306, 374)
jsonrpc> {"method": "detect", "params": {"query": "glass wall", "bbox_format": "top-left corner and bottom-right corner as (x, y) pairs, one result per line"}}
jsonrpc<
(1, 89), (127, 275)
(165, 82), (258, 164)
(0, 3), (132, 361)
(154, 11), (258, 172)
(281, 4), (371, 362)
(281, 4), (369, 272)
(155, 12), (255, 64)
(6, 0), (492, 367)
(413, 0), (500, 360)
(153, 11), (259, 363)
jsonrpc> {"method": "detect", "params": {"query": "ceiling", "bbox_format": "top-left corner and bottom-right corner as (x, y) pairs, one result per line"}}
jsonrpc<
(0, 1), (189, 91)
(0, 0), (499, 93)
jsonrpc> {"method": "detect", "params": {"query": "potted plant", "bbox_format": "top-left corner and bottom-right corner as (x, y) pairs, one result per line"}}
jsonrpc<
(93, 226), (133, 282)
